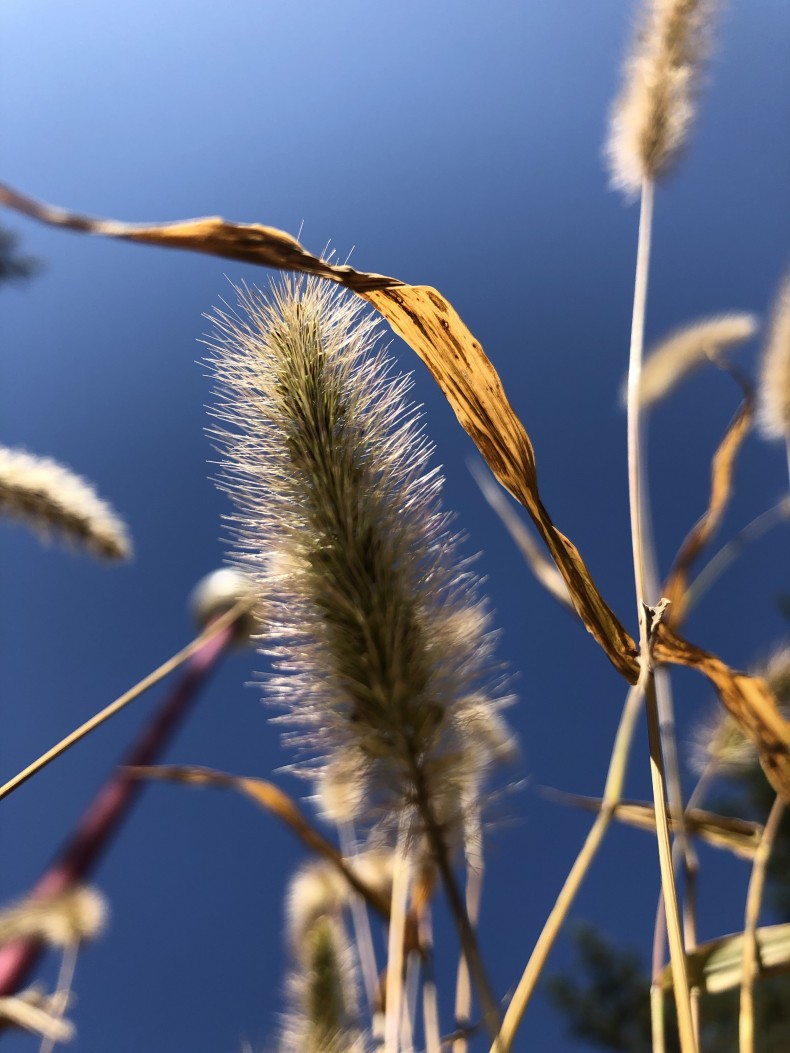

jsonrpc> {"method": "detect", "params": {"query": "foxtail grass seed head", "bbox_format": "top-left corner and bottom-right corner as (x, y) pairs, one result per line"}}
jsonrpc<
(690, 647), (790, 777)
(207, 277), (515, 841)
(0, 447), (130, 559)
(637, 314), (757, 407)
(607, 0), (716, 195)
(280, 913), (364, 1053)
(757, 271), (790, 441)
(0, 887), (108, 948)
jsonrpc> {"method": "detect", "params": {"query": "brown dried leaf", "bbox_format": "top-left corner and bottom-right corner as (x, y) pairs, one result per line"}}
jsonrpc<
(7, 184), (790, 800)
(0, 184), (398, 293)
(548, 791), (762, 859)
(655, 626), (790, 801)
(0, 182), (636, 678)
(663, 391), (754, 627)
(127, 764), (391, 919)
(363, 284), (638, 679)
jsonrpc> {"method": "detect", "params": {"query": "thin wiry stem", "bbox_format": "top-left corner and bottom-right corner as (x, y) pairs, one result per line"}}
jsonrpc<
(38, 943), (78, 1053)
(338, 823), (380, 1018)
(684, 498), (790, 614)
(453, 855), (484, 1053)
(626, 175), (696, 1053)
(418, 904), (442, 1053)
(0, 599), (247, 803)
(492, 681), (644, 1053)
(739, 794), (785, 1053)
(410, 757), (502, 1050)
(384, 818), (411, 1053)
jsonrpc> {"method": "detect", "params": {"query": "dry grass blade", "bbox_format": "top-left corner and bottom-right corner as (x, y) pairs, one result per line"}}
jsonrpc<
(0, 600), (246, 802)
(655, 626), (790, 801)
(128, 764), (393, 922)
(0, 991), (74, 1043)
(0, 184), (398, 293)
(663, 392), (754, 626)
(468, 459), (573, 612)
(363, 284), (638, 679)
(7, 183), (790, 793)
(0, 181), (636, 679)
(657, 923), (790, 996)
(548, 791), (762, 859)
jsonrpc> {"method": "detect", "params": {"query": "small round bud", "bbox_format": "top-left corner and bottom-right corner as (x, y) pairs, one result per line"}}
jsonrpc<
(189, 567), (260, 643)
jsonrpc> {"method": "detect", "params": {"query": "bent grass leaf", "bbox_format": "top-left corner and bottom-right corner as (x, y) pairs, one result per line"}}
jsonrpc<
(548, 790), (763, 859)
(663, 389), (754, 627)
(127, 764), (392, 921)
(658, 923), (790, 996)
(6, 183), (790, 800)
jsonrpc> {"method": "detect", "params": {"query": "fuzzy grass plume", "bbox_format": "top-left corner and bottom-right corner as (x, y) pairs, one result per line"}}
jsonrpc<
(757, 271), (790, 443)
(607, 0), (715, 194)
(0, 447), (130, 559)
(206, 278), (513, 846)
(638, 313), (757, 407)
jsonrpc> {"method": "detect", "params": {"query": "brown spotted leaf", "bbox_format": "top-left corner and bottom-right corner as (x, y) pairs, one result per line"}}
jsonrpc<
(7, 184), (790, 798)
(363, 284), (639, 678)
(655, 626), (790, 800)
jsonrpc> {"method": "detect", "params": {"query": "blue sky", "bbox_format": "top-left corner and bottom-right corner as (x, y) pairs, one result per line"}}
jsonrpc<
(2, 2), (789, 1050)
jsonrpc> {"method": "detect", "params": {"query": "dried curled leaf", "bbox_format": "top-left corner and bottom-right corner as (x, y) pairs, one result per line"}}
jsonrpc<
(127, 765), (392, 921)
(6, 184), (790, 801)
(655, 626), (790, 800)
(663, 392), (753, 626)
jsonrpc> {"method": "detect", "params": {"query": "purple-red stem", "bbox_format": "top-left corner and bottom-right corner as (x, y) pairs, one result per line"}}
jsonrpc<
(0, 623), (234, 996)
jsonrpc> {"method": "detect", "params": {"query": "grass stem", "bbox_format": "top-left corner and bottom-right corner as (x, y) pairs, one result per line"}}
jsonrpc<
(739, 794), (785, 1053)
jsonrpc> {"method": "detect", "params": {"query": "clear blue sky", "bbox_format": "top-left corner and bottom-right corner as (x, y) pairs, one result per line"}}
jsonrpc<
(2, 2), (789, 1050)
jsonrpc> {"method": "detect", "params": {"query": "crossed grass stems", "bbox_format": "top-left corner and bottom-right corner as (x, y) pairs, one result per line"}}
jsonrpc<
(2, 2), (790, 1050)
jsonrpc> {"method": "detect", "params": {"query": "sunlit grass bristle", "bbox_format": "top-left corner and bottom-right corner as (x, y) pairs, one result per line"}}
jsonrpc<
(206, 277), (515, 844)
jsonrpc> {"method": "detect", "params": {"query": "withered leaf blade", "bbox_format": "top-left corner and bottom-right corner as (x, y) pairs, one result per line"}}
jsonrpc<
(663, 389), (754, 627)
(0, 183), (399, 293)
(658, 923), (790, 995)
(363, 284), (639, 679)
(127, 764), (391, 919)
(655, 626), (790, 801)
(549, 790), (762, 859)
(8, 183), (790, 793)
(0, 181), (637, 679)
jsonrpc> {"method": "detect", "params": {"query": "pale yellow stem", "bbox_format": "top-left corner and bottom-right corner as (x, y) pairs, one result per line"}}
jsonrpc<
(739, 794), (785, 1053)
(0, 600), (248, 802)
(491, 681), (644, 1053)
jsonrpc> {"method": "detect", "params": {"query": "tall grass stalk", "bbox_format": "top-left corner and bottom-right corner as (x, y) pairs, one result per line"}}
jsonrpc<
(739, 794), (785, 1053)
(626, 174), (696, 1053)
